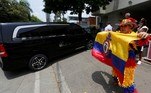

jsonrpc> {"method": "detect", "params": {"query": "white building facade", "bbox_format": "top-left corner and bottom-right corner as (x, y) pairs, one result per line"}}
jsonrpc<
(94, 0), (151, 31)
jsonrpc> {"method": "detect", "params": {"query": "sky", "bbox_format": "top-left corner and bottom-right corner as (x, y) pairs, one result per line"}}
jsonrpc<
(27, 0), (92, 22)
(28, 0), (46, 21)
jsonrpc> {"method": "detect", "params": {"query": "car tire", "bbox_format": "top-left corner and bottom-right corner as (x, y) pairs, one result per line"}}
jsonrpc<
(28, 54), (48, 71)
(86, 40), (93, 50)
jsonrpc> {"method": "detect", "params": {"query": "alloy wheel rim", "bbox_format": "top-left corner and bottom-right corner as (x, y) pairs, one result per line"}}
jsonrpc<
(31, 56), (47, 70)
(87, 41), (93, 49)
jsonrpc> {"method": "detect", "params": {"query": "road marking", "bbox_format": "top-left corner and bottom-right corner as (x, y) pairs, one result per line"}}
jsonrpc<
(56, 62), (71, 93)
(34, 71), (40, 93)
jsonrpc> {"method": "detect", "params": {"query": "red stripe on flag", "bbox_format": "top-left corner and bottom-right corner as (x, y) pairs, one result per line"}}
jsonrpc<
(126, 58), (137, 67)
(92, 49), (113, 67)
(112, 66), (124, 85)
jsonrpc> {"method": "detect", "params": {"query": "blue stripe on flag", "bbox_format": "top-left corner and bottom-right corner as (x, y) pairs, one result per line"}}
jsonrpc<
(93, 42), (104, 53)
(93, 41), (135, 75)
(129, 50), (136, 58)
(112, 54), (126, 75)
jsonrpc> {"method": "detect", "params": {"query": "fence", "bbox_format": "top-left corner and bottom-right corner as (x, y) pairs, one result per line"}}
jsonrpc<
(144, 41), (151, 61)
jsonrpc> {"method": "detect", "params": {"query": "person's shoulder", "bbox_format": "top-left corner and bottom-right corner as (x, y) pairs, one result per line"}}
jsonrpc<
(109, 24), (113, 27)
(128, 17), (137, 22)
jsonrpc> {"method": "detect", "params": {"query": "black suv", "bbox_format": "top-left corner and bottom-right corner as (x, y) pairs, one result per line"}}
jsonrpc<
(0, 22), (93, 71)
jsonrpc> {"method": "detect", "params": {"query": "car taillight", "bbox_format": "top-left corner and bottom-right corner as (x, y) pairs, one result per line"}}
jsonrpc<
(0, 44), (8, 57)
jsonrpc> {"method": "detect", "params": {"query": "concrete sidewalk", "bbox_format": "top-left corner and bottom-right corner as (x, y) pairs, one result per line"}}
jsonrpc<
(39, 66), (60, 93)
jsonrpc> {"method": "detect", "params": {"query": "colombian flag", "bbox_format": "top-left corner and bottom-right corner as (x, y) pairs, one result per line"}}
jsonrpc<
(92, 31), (140, 87)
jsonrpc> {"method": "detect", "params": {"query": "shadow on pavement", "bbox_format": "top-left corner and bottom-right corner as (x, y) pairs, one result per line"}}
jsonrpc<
(2, 48), (88, 79)
(46, 48), (87, 67)
(92, 71), (123, 93)
(3, 68), (33, 79)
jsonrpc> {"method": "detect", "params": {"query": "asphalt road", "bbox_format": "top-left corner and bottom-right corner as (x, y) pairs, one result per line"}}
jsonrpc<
(0, 49), (151, 93)
(0, 64), (60, 93)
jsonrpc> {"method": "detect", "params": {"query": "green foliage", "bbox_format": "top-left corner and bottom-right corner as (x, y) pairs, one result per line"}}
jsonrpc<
(43, 0), (113, 21)
(30, 15), (42, 22)
(0, 0), (32, 22)
(53, 11), (67, 22)
(62, 17), (67, 22)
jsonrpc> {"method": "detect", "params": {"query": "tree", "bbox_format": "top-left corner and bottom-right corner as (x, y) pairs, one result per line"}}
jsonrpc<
(62, 17), (67, 22)
(10, 0), (30, 21)
(53, 11), (61, 22)
(43, 0), (112, 22)
(53, 11), (67, 22)
(0, 0), (32, 22)
(0, 0), (11, 22)
(19, 0), (33, 20)
(30, 15), (42, 22)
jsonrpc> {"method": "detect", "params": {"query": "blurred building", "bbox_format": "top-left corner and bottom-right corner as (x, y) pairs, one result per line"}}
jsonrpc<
(93, 0), (151, 31)
(68, 15), (97, 27)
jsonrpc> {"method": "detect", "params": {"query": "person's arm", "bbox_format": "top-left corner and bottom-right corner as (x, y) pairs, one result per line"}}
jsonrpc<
(137, 32), (150, 39)
(137, 32), (151, 46)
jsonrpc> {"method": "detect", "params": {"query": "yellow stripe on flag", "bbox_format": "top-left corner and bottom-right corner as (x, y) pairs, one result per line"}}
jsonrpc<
(95, 31), (139, 61)
(95, 31), (109, 44)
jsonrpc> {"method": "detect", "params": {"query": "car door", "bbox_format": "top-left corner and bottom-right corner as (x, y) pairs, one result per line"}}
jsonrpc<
(67, 24), (87, 48)
(50, 25), (74, 54)
(36, 24), (72, 57)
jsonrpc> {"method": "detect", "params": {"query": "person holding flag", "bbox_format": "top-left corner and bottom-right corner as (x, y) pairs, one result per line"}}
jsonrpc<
(125, 13), (138, 31)
(92, 19), (150, 93)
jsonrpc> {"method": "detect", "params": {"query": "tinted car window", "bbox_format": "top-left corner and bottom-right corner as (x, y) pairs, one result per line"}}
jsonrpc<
(74, 25), (85, 35)
(17, 25), (68, 38)
(67, 24), (85, 35)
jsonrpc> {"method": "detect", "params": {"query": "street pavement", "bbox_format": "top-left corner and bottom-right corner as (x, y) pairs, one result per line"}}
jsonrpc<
(0, 50), (151, 93)
(0, 65), (60, 93)
(52, 50), (151, 93)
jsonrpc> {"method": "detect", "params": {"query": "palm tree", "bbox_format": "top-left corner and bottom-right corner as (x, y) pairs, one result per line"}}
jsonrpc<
(19, 0), (33, 20)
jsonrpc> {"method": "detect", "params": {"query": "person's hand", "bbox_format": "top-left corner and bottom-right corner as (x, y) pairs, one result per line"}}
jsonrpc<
(137, 32), (150, 39)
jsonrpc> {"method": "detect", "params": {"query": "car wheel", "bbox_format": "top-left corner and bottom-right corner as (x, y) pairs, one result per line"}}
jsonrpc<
(28, 54), (48, 71)
(86, 40), (93, 50)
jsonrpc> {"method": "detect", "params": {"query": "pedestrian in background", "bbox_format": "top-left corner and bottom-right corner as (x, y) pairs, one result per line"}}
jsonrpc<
(104, 23), (113, 31)
(137, 25), (149, 65)
(136, 18), (148, 65)
(137, 18), (147, 31)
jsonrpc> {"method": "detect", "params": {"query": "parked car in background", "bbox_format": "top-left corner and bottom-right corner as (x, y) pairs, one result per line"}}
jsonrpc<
(0, 22), (93, 71)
